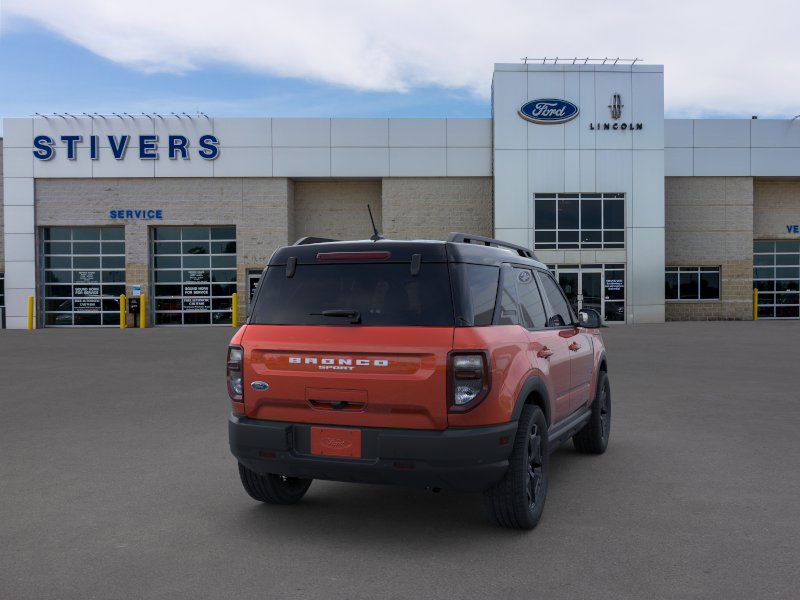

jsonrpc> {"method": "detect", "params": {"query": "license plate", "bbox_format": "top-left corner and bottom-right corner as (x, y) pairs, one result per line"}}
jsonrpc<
(310, 427), (362, 458)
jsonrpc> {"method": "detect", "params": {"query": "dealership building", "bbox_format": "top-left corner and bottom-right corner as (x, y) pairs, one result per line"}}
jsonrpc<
(1, 61), (799, 328)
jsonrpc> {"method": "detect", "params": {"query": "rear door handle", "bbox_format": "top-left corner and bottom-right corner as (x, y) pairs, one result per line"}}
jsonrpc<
(568, 342), (581, 352)
(537, 347), (554, 359)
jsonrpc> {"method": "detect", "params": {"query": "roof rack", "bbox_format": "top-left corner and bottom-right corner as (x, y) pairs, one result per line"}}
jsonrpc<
(293, 236), (338, 245)
(447, 233), (537, 259)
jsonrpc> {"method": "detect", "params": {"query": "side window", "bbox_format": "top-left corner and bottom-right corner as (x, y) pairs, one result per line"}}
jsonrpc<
(538, 272), (574, 327)
(495, 267), (519, 325)
(464, 264), (499, 326)
(514, 268), (547, 329)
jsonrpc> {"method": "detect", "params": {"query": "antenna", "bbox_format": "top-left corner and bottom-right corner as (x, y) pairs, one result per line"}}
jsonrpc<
(367, 205), (384, 241)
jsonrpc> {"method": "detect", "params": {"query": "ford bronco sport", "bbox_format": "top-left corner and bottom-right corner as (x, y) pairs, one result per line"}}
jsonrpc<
(228, 233), (610, 529)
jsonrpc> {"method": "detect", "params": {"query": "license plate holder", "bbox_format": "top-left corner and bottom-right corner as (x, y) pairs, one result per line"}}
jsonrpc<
(310, 426), (362, 458)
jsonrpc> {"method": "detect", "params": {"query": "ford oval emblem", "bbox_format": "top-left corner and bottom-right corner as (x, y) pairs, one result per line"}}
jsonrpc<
(519, 98), (579, 124)
(250, 381), (269, 391)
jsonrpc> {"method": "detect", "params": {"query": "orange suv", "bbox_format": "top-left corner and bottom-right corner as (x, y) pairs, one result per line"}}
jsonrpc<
(228, 233), (610, 529)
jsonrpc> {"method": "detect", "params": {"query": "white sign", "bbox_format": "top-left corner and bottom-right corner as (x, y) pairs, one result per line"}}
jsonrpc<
(132, 284), (141, 298)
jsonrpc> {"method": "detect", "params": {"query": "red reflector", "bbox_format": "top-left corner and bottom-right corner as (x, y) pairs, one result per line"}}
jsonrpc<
(316, 251), (391, 261)
(258, 451), (276, 459)
(499, 436), (510, 446)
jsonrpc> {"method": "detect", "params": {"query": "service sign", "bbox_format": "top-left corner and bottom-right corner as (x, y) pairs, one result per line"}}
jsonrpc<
(183, 298), (210, 311)
(184, 284), (210, 296)
(519, 99), (579, 124)
(74, 298), (101, 312)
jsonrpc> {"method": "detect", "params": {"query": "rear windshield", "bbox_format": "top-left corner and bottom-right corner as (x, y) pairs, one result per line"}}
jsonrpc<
(250, 263), (454, 326)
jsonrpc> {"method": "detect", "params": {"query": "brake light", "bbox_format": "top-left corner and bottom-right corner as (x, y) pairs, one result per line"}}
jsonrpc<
(316, 251), (391, 261)
(227, 345), (243, 401)
(448, 351), (490, 412)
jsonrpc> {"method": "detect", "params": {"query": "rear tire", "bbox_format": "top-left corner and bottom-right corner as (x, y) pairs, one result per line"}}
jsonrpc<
(573, 371), (611, 454)
(483, 405), (549, 530)
(238, 463), (312, 504)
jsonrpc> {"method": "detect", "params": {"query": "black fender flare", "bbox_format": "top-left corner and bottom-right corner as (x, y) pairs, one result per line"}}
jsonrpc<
(511, 376), (551, 425)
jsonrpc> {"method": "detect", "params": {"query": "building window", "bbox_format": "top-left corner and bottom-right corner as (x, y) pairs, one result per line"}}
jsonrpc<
(533, 193), (624, 250)
(151, 226), (237, 326)
(40, 227), (126, 327)
(753, 241), (800, 319)
(665, 266), (720, 301)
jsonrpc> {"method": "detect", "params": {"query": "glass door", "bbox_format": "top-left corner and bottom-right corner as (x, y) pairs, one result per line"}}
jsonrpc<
(554, 265), (624, 323)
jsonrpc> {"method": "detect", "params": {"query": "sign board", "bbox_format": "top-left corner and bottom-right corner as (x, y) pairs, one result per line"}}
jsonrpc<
(75, 285), (100, 296)
(605, 279), (624, 292)
(132, 284), (141, 298)
(187, 270), (207, 282)
(184, 284), (210, 296)
(74, 298), (101, 312)
(76, 271), (98, 283)
(183, 297), (210, 311)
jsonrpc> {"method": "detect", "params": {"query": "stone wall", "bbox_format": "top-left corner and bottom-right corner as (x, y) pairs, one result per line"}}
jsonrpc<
(382, 177), (492, 240)
(293, 181), (382, 241)
(753, 180), (800, 240)
(665, 176), (753, 320)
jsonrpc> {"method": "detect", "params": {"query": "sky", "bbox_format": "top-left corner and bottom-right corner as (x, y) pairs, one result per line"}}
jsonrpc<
(1, 0), (798, 134)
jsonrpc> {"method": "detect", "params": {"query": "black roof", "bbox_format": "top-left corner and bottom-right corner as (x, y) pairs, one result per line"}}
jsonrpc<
(268, 233), (547, 270)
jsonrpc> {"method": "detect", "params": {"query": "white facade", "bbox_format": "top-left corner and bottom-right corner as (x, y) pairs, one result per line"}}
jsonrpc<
(3, 61), (800, 328)
(492, 63), (666, 323)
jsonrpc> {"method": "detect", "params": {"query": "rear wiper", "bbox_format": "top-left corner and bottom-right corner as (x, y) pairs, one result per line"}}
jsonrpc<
(310, 309), (362, 324)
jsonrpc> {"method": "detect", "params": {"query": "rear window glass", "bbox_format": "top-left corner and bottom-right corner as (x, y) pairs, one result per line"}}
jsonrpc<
(250, 263), (454, 326)
(450, 264), (499, 326)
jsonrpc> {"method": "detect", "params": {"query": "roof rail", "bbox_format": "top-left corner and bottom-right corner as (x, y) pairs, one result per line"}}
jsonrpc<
(293, 236), (338, 245)
(447, 232), (537, 259)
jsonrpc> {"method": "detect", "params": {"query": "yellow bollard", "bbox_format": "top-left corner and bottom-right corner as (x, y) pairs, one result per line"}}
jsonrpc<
(120, 294), (127, 329)
(139, 293), (146, 328)
(753, 287), (758, 321)
(231, 292), (238, 327)
(27, 295), (34, 330)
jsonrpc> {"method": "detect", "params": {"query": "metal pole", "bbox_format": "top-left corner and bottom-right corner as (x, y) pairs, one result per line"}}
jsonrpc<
(27, 295), (34, 330)
(753, 288), (758, 320)
(120, 294), (127, 329)
(139, 293), (146, 328)
(231, 292), (238, 327)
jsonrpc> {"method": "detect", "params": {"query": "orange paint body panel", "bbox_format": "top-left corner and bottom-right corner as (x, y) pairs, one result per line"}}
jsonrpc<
(240, 325), (453, 430)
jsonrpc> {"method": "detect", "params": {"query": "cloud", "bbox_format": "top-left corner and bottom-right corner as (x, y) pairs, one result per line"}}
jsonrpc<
(4, 0), (799, 117)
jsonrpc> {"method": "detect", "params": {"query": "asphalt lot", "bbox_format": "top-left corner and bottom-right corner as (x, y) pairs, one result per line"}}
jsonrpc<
(1, 321), (799, 600)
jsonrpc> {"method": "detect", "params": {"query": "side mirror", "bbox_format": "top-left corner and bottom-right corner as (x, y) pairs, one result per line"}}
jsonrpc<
(578, 308), (603, 328)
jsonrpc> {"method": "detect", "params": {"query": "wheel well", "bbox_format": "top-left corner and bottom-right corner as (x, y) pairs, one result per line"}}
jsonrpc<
(526, 390), (550, 426)
(599, 359), (607, 373)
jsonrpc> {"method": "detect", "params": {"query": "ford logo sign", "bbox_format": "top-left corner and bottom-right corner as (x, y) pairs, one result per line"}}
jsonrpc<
(251, 381), (269, 391)
(519, 99), (579, 124)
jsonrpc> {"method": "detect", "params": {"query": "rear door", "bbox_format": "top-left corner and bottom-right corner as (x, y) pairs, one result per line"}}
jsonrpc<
(536, 271), (594, 413)
(511, 267), (572, 424)
(242, 258), (455, 430)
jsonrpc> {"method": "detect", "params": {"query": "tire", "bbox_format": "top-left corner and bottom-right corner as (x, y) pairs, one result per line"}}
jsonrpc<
(573, 371), (611, 455)
(483, 405), (549, 530)
(237, 463), (312, 505)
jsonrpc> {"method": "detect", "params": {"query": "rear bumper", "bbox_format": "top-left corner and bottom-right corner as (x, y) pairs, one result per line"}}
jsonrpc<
(229, 414), (517, 493)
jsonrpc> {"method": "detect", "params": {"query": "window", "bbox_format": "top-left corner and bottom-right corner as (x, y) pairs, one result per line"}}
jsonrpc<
(665, 267), (720, 301)
(533, 193), (625, 250)
(451, 264), (499, 326)
(152, 226), (236, 325)
(496, 267), (520, 326)
(250, 263), (454, 326)
(40, 227), (125, 327)
(0, 271), (4, 328)
(514, 268), (547, 329)
(753, 241), (800, 319)
(538, 272), (574, 327)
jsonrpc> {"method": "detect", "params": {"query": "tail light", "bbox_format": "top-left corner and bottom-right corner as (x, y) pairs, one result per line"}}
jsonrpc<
(227, 345), (244, 401)
(447, 351), (490, 412)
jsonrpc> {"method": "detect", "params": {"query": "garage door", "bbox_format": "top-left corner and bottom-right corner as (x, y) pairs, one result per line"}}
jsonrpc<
(753, 241), (800, 319)
(41, 227), (126, 327)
